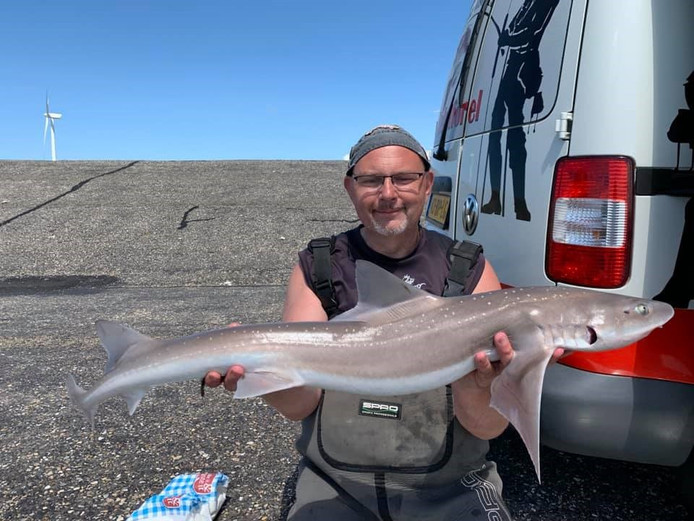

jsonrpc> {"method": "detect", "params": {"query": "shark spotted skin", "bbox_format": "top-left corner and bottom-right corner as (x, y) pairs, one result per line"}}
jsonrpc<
(67, 260), (674, 480)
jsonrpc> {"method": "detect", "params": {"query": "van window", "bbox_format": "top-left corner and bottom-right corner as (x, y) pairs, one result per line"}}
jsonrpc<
(434, 0), (484, 149)
(435, 0), (573, 145)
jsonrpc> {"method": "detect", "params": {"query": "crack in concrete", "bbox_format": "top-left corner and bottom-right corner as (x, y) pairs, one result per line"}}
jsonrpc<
(307, 218), (360, 223)
(177, 205), (214, 230)
(0, 161), (139, 228)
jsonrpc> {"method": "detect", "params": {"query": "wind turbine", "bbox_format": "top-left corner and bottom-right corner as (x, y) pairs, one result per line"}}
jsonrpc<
(43, 95), (62, 161)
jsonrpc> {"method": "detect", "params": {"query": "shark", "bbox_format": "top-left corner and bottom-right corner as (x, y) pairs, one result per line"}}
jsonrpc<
(67, 260), (674, 480)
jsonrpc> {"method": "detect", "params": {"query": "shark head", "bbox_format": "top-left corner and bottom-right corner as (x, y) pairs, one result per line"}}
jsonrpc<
(581, 293), (674, 351)
(492, 288), (674, 483)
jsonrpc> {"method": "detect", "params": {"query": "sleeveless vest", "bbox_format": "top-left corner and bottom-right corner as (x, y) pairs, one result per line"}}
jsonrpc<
(295, 226), (491, 487)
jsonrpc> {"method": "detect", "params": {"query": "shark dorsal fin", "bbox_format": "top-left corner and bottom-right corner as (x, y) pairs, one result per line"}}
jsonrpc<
(96, 320), (154, 373)
(332, 260), (444, 324)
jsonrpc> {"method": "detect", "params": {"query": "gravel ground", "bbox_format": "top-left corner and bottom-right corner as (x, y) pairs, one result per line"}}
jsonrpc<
(0, 160), (689, 520)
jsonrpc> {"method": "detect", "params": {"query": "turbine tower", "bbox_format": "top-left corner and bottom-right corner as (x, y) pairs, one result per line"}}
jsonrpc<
(43, 95), (62, 161)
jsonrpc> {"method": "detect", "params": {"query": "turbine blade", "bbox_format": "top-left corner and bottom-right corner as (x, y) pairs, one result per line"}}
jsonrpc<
(43, 117), (48, 144)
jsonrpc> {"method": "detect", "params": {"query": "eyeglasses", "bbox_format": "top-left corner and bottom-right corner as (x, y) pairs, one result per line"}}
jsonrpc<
(351, 173), (425, 190)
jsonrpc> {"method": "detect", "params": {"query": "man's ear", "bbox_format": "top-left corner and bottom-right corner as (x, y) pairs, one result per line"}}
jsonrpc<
(343, 175), (355, 196)
(423, 170), (435, 196)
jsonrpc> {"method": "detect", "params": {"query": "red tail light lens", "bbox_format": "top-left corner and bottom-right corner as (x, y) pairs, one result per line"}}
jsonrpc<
(546, 156), (634, 288)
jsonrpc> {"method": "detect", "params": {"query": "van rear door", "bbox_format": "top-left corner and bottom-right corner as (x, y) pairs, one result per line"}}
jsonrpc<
(431, 0), (587, 287)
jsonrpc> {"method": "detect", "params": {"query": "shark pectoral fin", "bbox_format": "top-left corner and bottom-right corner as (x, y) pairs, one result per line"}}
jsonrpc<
(122, 388), (148, 415)
(233, 369), (305, 399)
(490, 327), (554, 483)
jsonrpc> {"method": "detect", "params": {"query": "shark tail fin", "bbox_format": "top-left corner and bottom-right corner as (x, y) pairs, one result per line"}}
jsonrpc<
(66, 374), (96, 428)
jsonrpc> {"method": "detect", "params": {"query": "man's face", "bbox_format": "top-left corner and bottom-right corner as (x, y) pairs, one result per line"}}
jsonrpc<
(344, 146), (434, 236)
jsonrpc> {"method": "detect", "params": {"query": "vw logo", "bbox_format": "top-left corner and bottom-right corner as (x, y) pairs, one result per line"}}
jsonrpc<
(462, 194), (479, 235)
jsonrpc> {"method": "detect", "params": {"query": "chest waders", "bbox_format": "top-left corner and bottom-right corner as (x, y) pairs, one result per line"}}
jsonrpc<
(289, 238), (503, 520)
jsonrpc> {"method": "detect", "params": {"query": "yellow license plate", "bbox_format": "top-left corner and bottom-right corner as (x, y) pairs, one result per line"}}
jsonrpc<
(426, 193), (450, 227)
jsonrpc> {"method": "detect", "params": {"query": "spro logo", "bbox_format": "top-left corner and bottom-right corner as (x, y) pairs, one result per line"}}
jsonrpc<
(359, 399), (402, 420)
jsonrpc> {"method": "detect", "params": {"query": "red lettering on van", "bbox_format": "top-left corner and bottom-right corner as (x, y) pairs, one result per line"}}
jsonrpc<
(468, 90), (483, 123)
(448, 90), (484, 129)
(468, 99), (477, 123)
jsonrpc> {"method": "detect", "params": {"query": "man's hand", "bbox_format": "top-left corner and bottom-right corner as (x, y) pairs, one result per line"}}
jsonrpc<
(469, 332), (515, 389)
(202, 323), (244, 394)
(204, 365), (245, 392)
(471, 332), (568, 389)
(453, 332), (567, 438)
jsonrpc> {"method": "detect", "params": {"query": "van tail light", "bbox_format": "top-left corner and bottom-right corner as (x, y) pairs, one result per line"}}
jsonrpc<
(546, 156), (634, 288)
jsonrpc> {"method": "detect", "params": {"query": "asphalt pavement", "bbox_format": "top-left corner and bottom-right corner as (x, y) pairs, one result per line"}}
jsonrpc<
(0, 160), (689, 520)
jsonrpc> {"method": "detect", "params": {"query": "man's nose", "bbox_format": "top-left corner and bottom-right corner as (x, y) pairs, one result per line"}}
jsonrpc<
(378, 177), (397, 198)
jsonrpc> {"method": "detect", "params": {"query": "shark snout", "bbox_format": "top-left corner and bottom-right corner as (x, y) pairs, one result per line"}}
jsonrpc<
(654, 301), (675, 325)
(603, 299), (675, 348)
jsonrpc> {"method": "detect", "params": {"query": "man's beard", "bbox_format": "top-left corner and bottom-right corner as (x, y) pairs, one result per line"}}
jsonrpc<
(368, 209), (409, 236)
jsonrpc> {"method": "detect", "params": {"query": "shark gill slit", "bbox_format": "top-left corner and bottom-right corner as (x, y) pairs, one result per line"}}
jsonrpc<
(587, 326), (598, 344)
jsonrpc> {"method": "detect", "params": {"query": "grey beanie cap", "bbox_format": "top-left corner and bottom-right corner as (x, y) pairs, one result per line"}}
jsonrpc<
(347, 125), (430, 175)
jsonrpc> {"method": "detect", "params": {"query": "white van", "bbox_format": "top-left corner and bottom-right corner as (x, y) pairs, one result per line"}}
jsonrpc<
(426, 0), (693, 499)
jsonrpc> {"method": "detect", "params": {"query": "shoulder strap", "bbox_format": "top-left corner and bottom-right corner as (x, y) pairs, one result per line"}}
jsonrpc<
(443, 240), (483, 297)
(308, 237), (339, 318)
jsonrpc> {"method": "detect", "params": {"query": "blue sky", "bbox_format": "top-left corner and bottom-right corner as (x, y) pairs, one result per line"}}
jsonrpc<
(1, 0), (472, 161)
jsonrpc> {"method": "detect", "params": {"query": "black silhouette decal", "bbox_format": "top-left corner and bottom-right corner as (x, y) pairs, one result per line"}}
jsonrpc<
(655, 197), (693, 308)
(667, 71), (693, 171)
(482, 0), (559, 221)
(656, 71), (694, 308)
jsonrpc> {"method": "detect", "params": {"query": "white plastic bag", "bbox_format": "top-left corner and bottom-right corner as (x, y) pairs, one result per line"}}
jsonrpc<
(127, 472), (229, 521)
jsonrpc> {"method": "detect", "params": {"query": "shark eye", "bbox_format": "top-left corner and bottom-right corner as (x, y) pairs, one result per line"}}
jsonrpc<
(634, 304), (649, 316)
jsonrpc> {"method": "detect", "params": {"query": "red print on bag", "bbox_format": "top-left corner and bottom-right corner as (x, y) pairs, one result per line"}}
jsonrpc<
(193, 473), (216, 495)
(163, 495), (183, 508)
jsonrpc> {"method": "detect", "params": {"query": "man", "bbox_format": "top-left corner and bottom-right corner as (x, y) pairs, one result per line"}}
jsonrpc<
(206, 125), (563, 519)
